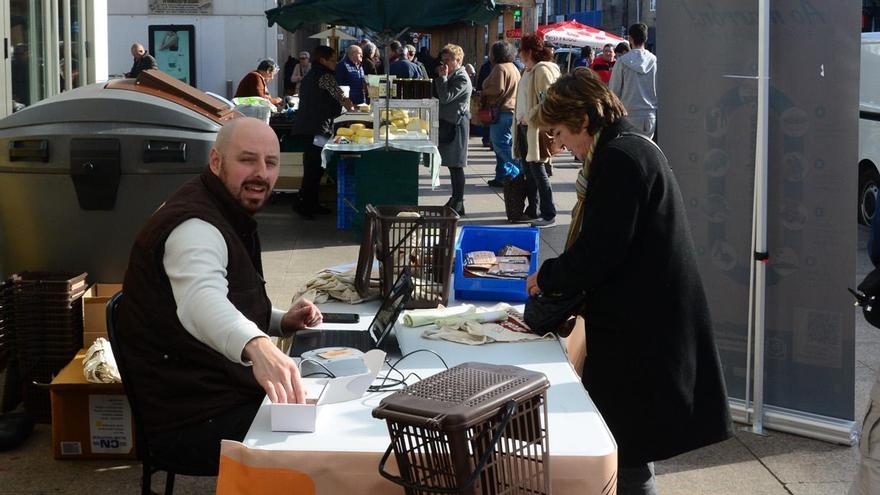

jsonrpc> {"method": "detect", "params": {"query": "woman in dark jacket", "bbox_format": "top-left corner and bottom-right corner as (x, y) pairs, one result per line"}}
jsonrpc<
(290, 45), (354, 219)
(527, 68), (733, 494)
(434, 43), (472, 216)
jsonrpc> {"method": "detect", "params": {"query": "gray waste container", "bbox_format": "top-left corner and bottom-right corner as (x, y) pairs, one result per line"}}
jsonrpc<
(0, 80), (229, 282)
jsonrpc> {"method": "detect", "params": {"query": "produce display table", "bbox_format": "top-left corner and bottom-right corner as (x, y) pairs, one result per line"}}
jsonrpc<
(322, 143), (442, 237)
(236, 300), (618, 495)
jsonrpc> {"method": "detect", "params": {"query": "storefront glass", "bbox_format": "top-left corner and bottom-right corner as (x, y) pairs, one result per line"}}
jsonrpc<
(10, 0), (46, 111)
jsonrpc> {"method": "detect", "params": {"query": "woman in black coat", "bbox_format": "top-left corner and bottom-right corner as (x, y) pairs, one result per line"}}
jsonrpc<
(527, 68), (733, 494)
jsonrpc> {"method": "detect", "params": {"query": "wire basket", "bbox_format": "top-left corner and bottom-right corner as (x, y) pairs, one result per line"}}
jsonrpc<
(372, 362), (551, 495)
(1, 272), (87, 422)
(356, 204), (459, 309)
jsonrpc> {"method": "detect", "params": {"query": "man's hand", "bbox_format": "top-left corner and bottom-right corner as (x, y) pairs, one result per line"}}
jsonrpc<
(282, 299), (322, 332)
(243, 337), (306, 404)
(526, 273), (541, 297)
(343, 98), (355, 111)
(437, 64), (449, 78)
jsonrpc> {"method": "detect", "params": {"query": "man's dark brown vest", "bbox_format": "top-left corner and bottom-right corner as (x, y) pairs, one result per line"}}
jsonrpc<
(117, 169), (270, 434)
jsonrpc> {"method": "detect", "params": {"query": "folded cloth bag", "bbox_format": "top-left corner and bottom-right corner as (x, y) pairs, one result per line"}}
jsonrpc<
(83, 337), (121, 384)
(402, 305), (473, 326)
(422, 320), (550, 345)
(292, 269), (378, 305)
(402, 304), (510, 327)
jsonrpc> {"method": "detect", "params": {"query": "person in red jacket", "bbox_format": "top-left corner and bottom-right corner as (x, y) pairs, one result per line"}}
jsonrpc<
(590, 44), (616, 84)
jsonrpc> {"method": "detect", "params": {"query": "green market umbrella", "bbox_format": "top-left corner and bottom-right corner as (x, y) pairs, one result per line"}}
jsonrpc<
(266, 0), (499, 35)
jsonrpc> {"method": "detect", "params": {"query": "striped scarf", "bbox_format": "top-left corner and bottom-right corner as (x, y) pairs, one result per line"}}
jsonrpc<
(565, 131), (601, 250)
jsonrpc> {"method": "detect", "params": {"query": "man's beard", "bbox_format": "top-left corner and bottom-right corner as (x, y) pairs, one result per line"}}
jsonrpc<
(219, 161), (271, 213)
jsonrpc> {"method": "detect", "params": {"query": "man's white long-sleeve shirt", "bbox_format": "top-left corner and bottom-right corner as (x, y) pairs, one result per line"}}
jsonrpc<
(162, 218), (285, 365)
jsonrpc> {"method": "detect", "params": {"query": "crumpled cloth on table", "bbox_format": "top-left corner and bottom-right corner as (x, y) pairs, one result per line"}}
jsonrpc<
(292, 269), (379, 305)
(83, 337), (121, 384)
(402, 304), (508, 327)
(418, 304), (553, 345)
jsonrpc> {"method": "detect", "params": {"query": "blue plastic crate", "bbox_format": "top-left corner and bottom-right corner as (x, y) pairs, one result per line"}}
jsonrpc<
(454, 226), (539, 302)
(336, 159), (356, 230)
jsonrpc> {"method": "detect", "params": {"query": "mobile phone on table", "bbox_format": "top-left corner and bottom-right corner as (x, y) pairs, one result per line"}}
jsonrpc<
(321, 312), (360, 324)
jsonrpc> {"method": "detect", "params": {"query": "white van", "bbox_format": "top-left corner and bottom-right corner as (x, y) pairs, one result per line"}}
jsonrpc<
(859, 32), (880, 224)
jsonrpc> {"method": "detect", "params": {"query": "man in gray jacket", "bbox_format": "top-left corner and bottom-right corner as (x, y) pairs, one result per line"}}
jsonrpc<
(609, 23), (657, 138)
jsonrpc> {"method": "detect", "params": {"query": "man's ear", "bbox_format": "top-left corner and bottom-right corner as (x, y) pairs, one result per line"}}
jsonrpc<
(209, 148), (221, 175)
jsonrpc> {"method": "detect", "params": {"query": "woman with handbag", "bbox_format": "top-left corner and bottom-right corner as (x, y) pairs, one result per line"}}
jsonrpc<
(434, 44), (472, 216)
(514, 35), (561, 228)
(480, 41), (520, 188)
(526, 68), (734, 494)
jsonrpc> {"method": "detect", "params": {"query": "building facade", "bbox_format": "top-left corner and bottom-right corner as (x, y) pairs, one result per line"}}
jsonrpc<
(1, 0), (109, 118)
(107, 0), (279, 99)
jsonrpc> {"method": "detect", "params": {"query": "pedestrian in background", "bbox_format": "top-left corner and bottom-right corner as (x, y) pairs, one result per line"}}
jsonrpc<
(609, 23), (657, 138)
(573, 45), (595, 69)
(362, 42), (382, 76)
(434, 44), (472, 217)
(389, 43), (422, 79)
(481, 40), (520, 188)
(476, 56), (494, 148)
(289, 51), (311, 95)
(614, 41), (631, 57)
(590, 43), (616, 83)
(335, 44), (366, 105)
(407, 45), (429, 78)
(125, 42), (157, 78)
(514, 34), (561, 228)
(234, 59), (282, 106)
(528, 68), (733, 494)
(291, 46), (354, 219)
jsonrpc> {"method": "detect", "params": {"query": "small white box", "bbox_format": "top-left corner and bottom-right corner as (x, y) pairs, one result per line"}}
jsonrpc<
(269, 349), (385, 433)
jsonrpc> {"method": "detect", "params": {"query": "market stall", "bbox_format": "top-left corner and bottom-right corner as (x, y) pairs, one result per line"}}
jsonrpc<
(265, 0), (501, 232)
(231, 298), (617, 495)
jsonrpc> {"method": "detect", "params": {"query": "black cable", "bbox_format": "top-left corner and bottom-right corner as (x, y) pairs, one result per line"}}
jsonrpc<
(298, 358), (337, 379)
(368, 349), (448, 392)
(303, 372), (334, 378)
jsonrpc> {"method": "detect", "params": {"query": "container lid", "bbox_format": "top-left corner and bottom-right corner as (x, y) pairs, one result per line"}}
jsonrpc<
(0, 76), (228, 133)
(373, 362), (549, 430)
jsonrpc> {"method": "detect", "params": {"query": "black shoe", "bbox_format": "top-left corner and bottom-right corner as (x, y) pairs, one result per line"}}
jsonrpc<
(445, 198), (465, 217)
(487, 179), (504, 188)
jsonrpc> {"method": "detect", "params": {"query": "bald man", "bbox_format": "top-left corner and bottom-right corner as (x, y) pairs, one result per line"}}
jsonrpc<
(117, 117), (321, 475)
(335, 44), (366, 104)
(125, 42), (157, 78)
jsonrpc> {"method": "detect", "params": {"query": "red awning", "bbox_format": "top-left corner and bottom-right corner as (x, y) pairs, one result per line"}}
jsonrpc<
(537, 20), (625, 48)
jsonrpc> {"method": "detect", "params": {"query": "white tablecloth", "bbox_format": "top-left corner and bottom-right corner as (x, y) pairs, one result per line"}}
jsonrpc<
(240, 300), (618, 494)
(321, 141), (441, 188)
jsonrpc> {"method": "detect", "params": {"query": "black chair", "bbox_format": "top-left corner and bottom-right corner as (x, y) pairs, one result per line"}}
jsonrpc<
(106, 292), (213, 494)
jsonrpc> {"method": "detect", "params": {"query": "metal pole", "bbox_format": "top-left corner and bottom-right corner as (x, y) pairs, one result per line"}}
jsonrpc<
(751, 0), (770, 436)
(62, 0), (72, 91)
(50, 0), (60, 95)
(78, 0), (88, 84)
(744, 184), (758, 425)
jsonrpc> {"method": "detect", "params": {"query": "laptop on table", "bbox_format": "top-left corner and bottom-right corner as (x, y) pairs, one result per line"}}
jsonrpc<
(290, 268), (413, 357)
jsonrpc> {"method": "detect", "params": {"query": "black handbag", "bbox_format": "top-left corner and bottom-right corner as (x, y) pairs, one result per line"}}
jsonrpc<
(524, 291), (586, 335)
(851, 267), (880, 328)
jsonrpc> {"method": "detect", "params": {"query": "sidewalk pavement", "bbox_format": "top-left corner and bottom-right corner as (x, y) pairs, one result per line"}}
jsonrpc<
(0, 137), (871, 494)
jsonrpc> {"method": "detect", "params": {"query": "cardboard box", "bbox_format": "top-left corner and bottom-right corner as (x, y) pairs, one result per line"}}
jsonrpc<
(50, 350), (137, 459)
(270, 349), (384, 432)
(82, 283), (123, 348)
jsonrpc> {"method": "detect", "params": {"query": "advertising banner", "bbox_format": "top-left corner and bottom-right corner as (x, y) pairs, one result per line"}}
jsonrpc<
(658, 0), (859, 422)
